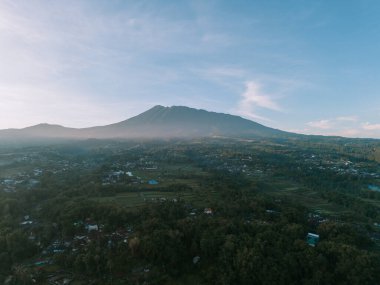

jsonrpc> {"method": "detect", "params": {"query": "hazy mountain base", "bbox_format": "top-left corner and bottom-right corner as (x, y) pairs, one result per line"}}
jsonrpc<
(0, 138), (379, 284)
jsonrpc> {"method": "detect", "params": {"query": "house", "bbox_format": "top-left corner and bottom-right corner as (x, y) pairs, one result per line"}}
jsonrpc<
(34, 259), (49, 267)
(204, 208), (213, 215)
(266, 209), (277, 214)
(112, 170), (124, 177)
(368, 185), (380, 192)
(193, 256), (200, 264)
(86, 224), (99, 232)
(3, 179), (15, 185)
(148, 179), (159, 185)
(145, 166), (158, 170)
(306, 233), (320, 247)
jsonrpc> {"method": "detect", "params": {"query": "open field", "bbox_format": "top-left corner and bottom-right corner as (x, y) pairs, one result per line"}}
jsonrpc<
(361, 198), (380, 209)
(92, 188), (220, 209)
(257, 179), (354, 216)
(0, 164), (32, 178)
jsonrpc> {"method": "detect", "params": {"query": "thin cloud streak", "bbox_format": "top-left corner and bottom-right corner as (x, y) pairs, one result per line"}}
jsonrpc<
(307, 120), (333, 130)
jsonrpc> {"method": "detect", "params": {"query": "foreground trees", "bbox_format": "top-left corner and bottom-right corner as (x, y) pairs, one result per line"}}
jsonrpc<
(0, 138), (379, 284)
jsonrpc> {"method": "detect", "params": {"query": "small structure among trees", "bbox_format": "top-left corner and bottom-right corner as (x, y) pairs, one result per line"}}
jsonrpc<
(306, 233), (320, 247)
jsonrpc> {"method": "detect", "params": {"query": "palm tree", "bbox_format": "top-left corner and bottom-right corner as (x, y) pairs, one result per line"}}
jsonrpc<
(12, 265), (31, 285)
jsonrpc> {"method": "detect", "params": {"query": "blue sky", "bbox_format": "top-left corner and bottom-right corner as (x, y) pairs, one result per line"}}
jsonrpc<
(1, 0), (380, 138)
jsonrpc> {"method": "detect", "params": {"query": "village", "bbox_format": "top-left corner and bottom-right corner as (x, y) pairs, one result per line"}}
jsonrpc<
(0, 139), (379, 284)
(1, 140), (379, 196)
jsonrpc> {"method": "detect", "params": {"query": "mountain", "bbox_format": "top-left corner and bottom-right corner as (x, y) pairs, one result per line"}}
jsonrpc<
(0, 124), (80, 139)
(0, 105), (290, 141)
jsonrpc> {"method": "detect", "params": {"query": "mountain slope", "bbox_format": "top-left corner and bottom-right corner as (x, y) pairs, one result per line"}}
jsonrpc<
(0, 105), (290, 140)
(83, 105), (288, 138)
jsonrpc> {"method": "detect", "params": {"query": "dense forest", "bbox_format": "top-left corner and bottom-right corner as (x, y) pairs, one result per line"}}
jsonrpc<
(0, 137), (379, 284)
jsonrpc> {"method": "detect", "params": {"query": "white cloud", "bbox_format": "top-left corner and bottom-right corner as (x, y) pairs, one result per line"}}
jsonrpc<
(336, 116), (358, 122)
(304, 117), (380, 138)
(306, 119), (333, 129)
(336, 129), (361, 137)
(362, 122), (380, 131)
(307, 116), (360, 131)
(241, 82), (281, 111)
(234, 81), (282, 122)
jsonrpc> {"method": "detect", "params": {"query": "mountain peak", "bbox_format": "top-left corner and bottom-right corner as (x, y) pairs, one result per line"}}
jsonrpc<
(23, 123), (66, 130)
(0, 105), (289, 140)
(99, 105), (286, 138)
(150, 105), (167, 110)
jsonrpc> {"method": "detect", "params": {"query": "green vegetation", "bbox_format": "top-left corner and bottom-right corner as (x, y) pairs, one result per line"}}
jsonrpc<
(0, 137), (379, 284)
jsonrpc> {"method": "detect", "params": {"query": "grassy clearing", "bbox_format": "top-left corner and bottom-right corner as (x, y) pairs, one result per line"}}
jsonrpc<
(92, 189), (214, 208)
(257, 179), (353, 216)
(80, 160), (216, 209)
(361, 198), (380, 209)
(93, 183), (220, 209)
(0, 164), (32, 178)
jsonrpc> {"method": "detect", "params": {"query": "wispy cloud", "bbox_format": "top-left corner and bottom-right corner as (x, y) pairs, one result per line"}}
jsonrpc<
(197, 67), (246, 79)
(336, 116), (358, 122)
(304, 116), (380, 138)
(234, 81), (282, 121)
(236, 81), (282, 121)
(243, 82), (281, 111)
(362, 122), (380, 131)
(337, 129), (361, 137)
(307, 119), (333, 129)
(307, 116), (360, 131)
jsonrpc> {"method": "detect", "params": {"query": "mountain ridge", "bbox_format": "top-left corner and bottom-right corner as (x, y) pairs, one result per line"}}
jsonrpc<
(0, 105), (290, 140)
